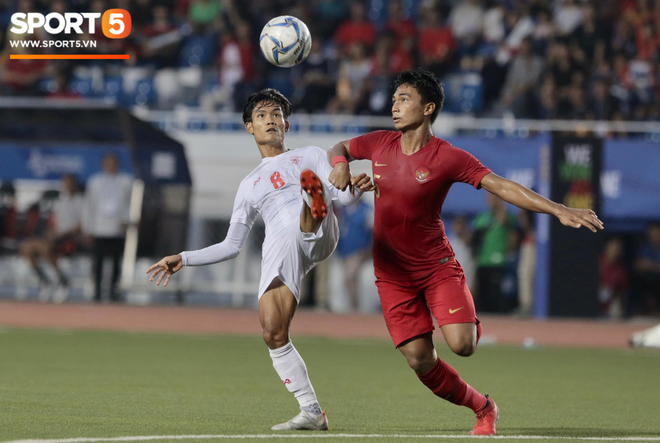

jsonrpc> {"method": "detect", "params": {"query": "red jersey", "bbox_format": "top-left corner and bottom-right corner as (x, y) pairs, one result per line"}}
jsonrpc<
(349, 130), (491, 282)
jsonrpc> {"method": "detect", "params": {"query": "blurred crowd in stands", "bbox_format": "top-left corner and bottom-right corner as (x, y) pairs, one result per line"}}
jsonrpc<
(1, 0), (659, 121)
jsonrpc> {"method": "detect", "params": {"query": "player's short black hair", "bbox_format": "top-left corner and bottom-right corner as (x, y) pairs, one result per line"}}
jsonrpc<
(393, 69), (444, 123)
(242, 89), (292, 124)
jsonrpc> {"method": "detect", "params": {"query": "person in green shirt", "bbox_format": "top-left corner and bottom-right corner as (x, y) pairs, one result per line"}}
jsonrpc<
(473, 193), (518, 312)
(189, 0), (222, 26)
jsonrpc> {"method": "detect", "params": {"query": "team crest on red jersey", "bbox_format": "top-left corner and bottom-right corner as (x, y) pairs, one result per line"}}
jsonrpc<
(290, 156), (303, 165)
(415, 167), (430, 183)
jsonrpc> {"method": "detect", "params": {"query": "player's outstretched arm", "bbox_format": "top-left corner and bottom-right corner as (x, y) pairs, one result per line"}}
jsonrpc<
(328, 140), (354, 191)
(145, 222), (251, 287)
(480, 173), (604, 233)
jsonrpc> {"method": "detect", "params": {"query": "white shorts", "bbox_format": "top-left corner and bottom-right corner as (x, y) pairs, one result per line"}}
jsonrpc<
(258, 211), (339, 301)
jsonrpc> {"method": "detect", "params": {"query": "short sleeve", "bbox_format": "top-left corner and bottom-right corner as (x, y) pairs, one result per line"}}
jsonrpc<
(349, 130), (397, 161)
(229, 181), (258, 228)
(448, 145), (492, 189)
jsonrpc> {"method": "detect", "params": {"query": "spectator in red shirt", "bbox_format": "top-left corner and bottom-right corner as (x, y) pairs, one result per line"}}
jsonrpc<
(335, 2), (375, 54)
(418, 7), (456, 77)
(376, 32), (414, 74)
(599, 238), (628, 318)
(384, 0), (417, 50)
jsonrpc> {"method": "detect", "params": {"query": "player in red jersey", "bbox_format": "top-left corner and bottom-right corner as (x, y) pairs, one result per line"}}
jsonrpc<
(327, 69), (604, 436)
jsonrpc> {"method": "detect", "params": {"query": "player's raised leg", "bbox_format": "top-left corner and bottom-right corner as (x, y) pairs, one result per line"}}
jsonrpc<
(260, 278), (328, 431)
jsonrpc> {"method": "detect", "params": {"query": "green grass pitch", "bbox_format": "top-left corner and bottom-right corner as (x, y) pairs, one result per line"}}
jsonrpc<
(1, 328), (659, 443)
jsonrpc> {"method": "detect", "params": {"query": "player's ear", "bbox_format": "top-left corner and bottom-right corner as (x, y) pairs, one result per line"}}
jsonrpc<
(424, 102), (436, 117)
(284, 120), (290, 133)
(245, 122), (254, 134)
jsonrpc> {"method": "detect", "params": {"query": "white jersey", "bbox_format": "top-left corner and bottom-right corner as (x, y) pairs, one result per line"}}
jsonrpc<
(182, 145), (361, 300)
(231, 146), (349, 255)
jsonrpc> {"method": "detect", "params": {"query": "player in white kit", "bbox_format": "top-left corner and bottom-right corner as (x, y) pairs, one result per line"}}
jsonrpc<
(146, 89), (374, 431)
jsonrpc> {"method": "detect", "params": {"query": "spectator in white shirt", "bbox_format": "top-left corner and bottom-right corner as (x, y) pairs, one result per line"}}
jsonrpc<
(554, 0), (583, 36)
(449, 0), (485, 44)
(83, 153), (132, 302)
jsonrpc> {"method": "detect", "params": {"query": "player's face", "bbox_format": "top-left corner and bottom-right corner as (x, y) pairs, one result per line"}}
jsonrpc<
(246, 102), (289, 145)
(391, 85), (435, 131)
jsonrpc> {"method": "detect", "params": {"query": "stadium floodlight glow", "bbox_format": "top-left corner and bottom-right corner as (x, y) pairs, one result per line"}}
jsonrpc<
(10, 12), (102, 35)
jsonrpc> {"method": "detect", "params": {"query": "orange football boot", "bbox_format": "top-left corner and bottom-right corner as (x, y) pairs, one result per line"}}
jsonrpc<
(470, 394), (499, 436)
(300, 169), (328, 219)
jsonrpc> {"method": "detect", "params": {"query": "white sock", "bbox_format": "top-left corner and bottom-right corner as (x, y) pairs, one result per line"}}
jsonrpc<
(269, 341), (321, 414)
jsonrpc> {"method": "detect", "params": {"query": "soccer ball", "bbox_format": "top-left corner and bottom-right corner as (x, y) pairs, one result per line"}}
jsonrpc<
(259, 16), (312, 68)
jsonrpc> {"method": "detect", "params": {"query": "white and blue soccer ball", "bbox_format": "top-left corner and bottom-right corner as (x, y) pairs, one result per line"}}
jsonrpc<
(259, 16), (312, 68)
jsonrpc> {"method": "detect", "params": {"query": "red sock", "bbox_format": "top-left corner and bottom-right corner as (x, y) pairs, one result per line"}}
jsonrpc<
(417, 358), (487, 413)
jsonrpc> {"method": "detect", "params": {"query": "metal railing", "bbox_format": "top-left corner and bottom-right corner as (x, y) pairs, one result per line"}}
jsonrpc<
(0, 99), (655, 137)
(133, 108), (660, 138)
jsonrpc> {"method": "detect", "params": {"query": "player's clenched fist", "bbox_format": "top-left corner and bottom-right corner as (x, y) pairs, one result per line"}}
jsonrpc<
(146, 254), (183, 287)
(329, 162), (351, 191)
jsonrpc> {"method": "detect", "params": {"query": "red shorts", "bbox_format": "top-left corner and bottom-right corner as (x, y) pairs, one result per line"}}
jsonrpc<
(376, 258), (478, 347)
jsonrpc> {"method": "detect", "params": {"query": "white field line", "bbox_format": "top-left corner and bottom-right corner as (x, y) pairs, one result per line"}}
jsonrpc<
(4, 434), (660, 443)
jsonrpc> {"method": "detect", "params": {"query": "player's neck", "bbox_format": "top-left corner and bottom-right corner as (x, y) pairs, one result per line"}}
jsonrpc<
(257, 142), (288, 158)
(400, 123), (434, 156)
